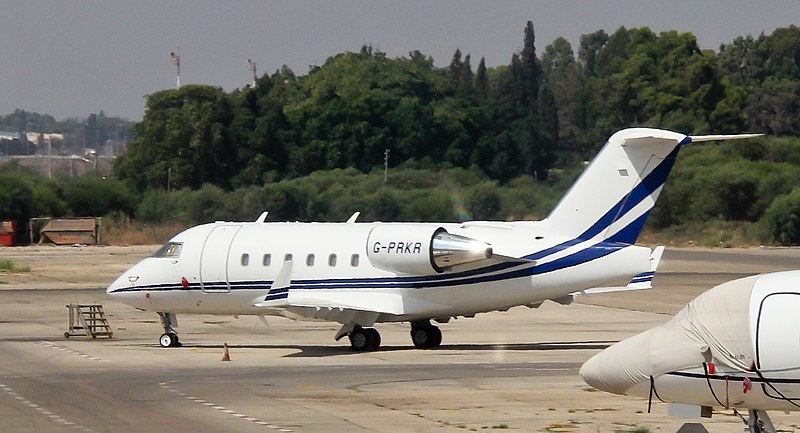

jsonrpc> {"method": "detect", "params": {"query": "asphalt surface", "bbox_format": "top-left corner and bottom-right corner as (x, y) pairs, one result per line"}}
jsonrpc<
(1, 246), (800, 432)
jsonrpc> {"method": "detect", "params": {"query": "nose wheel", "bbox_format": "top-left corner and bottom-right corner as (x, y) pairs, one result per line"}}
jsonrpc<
(157, 312), (181, 347)
(160, 332), (181, 347)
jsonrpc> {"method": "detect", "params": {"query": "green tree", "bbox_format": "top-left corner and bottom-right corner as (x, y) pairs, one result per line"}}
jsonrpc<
(114, 85), (236, 192)
(762, 188), (800, 245)
(63, 177), (134, 217)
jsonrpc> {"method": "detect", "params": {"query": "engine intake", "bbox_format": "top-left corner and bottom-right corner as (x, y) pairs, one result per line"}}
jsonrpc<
(367, 224), (492, 275)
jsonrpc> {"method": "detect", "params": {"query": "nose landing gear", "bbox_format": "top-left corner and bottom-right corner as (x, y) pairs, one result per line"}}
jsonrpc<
(158, 312), (181, 347)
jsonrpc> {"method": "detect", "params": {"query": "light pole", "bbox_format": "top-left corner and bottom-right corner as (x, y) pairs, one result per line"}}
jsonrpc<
(384, 149), (390, 184)
(248, 59), (257, 87)
(170, 49), (181, 89)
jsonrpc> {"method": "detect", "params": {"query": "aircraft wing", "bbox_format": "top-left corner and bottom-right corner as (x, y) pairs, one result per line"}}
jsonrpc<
(253, 290), (402, 339)
(253, 258), (407, 319)
(252, 290), (405, 316)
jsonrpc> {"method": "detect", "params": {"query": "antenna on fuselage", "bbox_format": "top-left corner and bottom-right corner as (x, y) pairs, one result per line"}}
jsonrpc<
(347, 212), (360, 223)
(255, 211), (269, 223)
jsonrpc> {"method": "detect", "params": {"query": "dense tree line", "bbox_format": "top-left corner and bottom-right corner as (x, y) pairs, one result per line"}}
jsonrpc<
(115, 23), (800, 193)
(5, 23), (800, 245)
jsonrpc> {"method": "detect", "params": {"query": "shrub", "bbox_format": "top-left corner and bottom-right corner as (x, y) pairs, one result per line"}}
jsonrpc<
(761, 188), (800, 245)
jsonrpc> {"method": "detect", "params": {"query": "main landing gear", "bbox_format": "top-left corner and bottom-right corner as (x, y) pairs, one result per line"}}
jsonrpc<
(348, 325), (381, 351)
(410, 321), (442, 349)
(345, 321), (443, 351)
(157, 312), (181, 347)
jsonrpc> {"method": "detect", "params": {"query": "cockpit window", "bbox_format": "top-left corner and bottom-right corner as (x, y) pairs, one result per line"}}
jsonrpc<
(153, 242), (183, 258)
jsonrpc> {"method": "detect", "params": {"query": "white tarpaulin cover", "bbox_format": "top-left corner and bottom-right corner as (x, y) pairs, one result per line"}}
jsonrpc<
(581, 275), (757, 395)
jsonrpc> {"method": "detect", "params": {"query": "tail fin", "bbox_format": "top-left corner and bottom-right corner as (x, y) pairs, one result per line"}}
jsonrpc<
(546, 128), (761, 244)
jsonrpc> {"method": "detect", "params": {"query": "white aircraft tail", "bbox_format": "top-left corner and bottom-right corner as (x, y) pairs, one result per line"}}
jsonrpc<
(546, 128), (761, 244)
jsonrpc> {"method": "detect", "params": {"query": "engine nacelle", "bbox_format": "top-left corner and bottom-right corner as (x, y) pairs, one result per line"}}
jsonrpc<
(367, 224), (492, 275)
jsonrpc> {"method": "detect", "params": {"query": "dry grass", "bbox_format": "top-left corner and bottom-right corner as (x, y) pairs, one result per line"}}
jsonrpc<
(638, 220), (762, 248)
(102, 221), (189, 245)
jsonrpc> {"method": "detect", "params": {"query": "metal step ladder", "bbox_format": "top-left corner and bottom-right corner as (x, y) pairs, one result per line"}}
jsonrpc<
(64, 304), (114, 339)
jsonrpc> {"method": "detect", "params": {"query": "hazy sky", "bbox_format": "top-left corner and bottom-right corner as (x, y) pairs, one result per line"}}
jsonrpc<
(2, 0), (798, 121)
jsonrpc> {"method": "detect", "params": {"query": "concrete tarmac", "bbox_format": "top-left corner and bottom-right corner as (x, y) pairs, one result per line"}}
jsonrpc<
(1, 245), (800, 432)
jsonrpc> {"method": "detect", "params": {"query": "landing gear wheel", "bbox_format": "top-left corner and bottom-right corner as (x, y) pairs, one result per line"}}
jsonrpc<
(366, 328), (381, 349)
(411, 325), (442, 349)
(349, 326), (381, 351)
(159, 332), (180, 348)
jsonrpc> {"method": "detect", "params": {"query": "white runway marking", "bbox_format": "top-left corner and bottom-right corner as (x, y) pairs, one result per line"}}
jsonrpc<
(0, 382), (94, 432)
(159, 381), (295, 432)
(38, 341), (104, 362)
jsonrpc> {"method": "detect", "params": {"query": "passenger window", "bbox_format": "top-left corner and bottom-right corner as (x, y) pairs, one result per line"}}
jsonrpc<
(350, 254), (359, 267)
(328, 254), (337, 267)
(284, 253), (293, 262)
(241, 253), (250, 266)
(306, 254), (315, 266)
(262, 254), (271, 266)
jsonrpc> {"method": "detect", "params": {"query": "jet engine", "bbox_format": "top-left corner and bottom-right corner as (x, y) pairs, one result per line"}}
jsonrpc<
(367, 224), (493, 275)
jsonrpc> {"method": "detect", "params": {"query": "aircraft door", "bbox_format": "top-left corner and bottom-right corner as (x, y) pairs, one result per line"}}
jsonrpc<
(756, 292), (800, 399)
(200, 225), (242, 293)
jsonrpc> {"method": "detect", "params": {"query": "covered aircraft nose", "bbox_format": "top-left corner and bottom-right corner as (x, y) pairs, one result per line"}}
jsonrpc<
(581, 274), (760, 397)
(579, 335), (654, 396)
(580, 323), (715, 397)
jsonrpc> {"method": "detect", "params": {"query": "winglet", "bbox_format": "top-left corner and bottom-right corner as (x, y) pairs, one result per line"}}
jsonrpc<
(271, 260), (293, 290)
(253, 260), (294, 307)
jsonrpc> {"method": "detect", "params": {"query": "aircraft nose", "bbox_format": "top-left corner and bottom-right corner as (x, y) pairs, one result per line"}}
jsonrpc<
(579, 346), (634, 395)
(579, 329), (661, 396)
(578, 352), (605, 391)
(106, 272), (127, 295)
(580, 323), (709, 397)
(106, 259), (146, 295)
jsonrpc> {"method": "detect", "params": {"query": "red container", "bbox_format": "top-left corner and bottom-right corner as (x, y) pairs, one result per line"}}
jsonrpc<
(0, 220), (14, 246)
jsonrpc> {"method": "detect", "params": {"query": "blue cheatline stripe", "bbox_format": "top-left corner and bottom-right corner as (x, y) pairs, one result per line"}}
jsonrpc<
(110, 138), (685, 296)
(111, 240), (628, 293)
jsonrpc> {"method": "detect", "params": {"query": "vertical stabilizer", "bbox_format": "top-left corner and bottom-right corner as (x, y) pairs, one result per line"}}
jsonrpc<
(546, 128), (760, 244)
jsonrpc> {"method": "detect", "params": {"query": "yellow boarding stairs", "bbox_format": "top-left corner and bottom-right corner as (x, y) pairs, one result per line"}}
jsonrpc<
(64, 304), (114, 339)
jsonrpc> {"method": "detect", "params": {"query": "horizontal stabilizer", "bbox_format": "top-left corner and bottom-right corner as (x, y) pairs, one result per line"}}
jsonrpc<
(689, 133), (763, 142)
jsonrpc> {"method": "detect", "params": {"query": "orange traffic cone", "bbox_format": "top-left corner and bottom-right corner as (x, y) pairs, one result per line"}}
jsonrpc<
(222, 342), (231, 361)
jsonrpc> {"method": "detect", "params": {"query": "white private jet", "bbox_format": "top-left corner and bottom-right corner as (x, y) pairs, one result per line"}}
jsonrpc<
(580, 271), (800, 433)
(107, 128), (759, 351)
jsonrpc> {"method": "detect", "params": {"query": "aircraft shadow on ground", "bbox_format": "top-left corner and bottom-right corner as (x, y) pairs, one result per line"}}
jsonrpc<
(173, 340), (615, 358)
